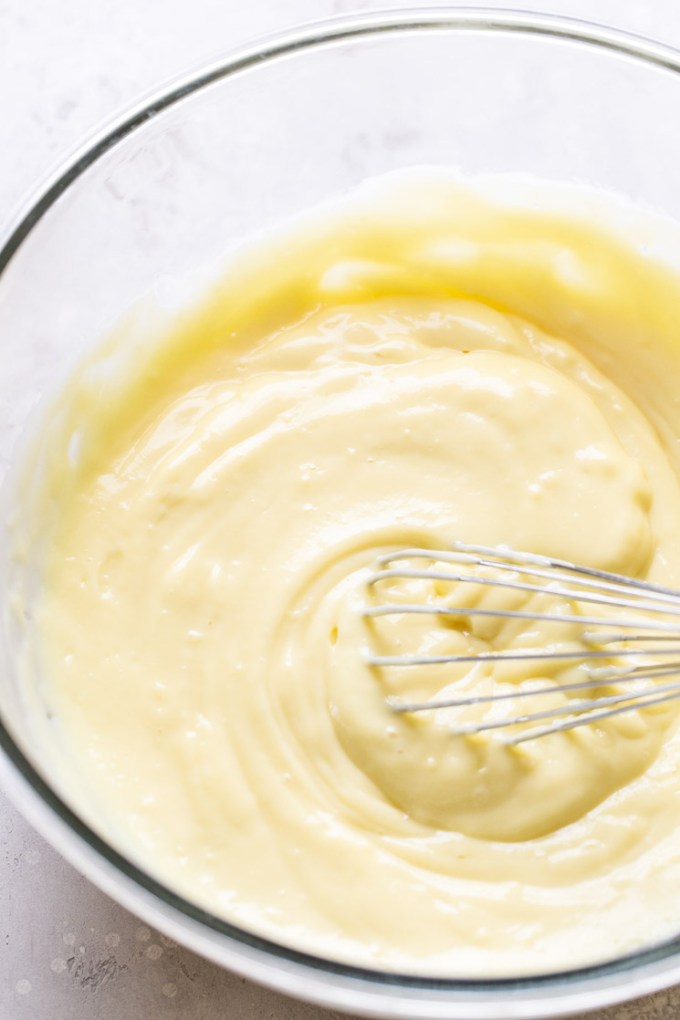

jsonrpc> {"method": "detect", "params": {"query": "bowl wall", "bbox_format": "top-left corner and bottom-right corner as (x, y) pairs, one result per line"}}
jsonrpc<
(4, 10), (680, 1018)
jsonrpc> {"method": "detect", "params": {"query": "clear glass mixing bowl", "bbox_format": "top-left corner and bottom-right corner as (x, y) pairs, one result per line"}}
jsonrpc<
(3, 9), (680, 1018)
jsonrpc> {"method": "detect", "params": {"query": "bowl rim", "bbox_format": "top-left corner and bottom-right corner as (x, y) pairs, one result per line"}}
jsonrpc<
(4, 7), (680, 1018)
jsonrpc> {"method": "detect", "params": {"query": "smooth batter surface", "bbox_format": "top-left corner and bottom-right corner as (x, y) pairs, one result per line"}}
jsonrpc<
(18, 170), (680, 974)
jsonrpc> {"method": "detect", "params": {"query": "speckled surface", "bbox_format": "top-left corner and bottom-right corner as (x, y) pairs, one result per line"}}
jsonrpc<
(5, 1), (680, 1016)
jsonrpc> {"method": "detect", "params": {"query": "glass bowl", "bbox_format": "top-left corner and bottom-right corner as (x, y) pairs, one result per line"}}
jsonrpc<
(4, 8), (680, 1018)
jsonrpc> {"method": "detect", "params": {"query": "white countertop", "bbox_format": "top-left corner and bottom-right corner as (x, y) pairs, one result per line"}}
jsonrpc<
(4, 1), (680, 1017)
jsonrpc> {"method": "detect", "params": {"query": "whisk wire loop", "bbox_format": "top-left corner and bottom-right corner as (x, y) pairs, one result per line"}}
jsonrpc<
(364, 543), (680, 742)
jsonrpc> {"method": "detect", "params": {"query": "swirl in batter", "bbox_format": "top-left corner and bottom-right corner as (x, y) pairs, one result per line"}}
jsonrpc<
(20, 169), (680, 974)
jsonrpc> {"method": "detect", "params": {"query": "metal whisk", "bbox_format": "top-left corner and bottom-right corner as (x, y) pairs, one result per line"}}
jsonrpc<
(362, 543), (680, 744)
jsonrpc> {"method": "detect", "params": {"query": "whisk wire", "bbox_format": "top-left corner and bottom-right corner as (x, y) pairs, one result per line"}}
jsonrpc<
(367, 566), (680, 619)
(387, 661), (680, 713)
(392, 679), (680, 741)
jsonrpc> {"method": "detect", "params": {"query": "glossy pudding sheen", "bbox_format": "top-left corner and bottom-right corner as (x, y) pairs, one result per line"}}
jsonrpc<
(16, 169), (680, 975)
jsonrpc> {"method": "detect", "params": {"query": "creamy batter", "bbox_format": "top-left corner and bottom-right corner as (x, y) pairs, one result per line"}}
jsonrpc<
(17, 170), (680, 974)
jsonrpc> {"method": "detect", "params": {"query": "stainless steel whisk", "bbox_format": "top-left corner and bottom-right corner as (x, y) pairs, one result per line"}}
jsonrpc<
(362, 543), (680, 744)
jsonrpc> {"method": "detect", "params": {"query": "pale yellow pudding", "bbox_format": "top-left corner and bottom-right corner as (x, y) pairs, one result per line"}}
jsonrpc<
(19, 169), (680, 975)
